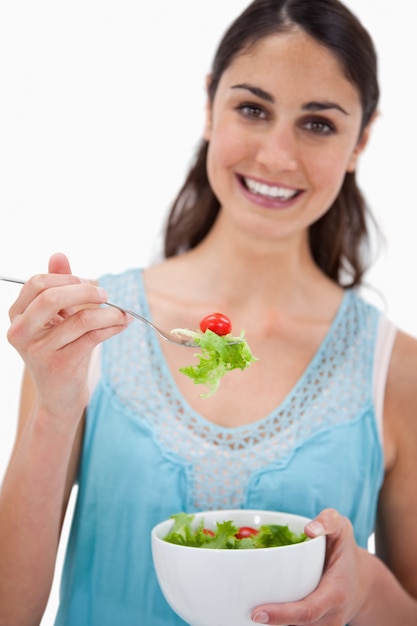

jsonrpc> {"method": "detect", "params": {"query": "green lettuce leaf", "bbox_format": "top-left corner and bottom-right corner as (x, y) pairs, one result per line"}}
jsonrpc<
(162, 513), (307, 549)
(171, 328), (257, 397)
(253, 524), (307, 548)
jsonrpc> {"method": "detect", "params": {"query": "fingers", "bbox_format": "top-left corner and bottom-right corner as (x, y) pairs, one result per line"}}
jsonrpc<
(251, 580), (338, 624)
(28, 305), (130, 355)
(6, 280), (130, 423)
(6, 254), (132, 360)
(6, 268), (130, 358)
(8, 277), (107, 326)
(9, 253), (85, 320)
(251, 510), (357, 625)
(8, 283), (118, 347)
(252, 595), (325, 624)
(8, 274), (82, 319)
(48, 252), (72, 275)
(4, 255), (131, 425)
(9, 250), (98, 320)
(305, 508), (350, 539)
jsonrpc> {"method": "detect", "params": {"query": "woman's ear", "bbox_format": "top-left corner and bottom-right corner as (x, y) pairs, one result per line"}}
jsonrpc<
(346, 111), (379, 172)
(203, 74), (213, 141)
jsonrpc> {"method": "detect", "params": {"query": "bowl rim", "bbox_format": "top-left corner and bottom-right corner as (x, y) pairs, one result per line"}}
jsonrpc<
(151, 508), (323, 552)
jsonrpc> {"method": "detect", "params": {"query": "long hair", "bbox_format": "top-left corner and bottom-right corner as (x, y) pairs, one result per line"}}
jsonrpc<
(163, 0), (380, 288)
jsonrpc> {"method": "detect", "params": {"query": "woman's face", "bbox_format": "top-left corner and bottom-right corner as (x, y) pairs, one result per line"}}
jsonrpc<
(204, 29), (370, 244)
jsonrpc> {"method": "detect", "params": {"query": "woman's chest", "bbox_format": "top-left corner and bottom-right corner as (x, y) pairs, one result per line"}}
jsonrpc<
(161, 333), (333, 427)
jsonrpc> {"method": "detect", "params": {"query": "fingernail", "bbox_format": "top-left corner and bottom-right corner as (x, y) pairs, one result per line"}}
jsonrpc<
(306, 520), (325, 536)
(252, 611), (270, 623)
(97, 287), (108, 300)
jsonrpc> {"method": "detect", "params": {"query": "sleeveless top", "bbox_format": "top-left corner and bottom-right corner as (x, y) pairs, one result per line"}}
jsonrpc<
(54, 268), (396, 626)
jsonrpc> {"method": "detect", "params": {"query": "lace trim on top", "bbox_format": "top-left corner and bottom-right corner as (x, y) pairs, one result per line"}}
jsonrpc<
(100, 269), (379, 511)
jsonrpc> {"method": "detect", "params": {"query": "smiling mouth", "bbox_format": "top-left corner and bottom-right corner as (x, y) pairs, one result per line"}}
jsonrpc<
(242, 176), (301, 201)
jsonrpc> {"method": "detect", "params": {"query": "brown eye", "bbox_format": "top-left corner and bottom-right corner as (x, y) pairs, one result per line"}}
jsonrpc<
(237, 103), (267, 120)
(303, 118), (335, 135)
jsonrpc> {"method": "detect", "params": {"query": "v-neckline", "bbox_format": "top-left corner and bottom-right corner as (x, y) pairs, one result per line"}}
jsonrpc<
(137, 268), (351, 432)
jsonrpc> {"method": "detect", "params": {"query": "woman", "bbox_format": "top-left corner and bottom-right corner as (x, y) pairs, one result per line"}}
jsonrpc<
(1, 0), (416, 624)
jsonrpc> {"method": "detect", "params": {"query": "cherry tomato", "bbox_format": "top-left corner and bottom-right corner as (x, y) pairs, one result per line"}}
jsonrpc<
(235, 526), (259, 540)
(199, 312), (232, 336)
(202, 528), (215, 537)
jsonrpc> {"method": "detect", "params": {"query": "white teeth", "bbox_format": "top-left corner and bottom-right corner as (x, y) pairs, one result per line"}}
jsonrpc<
(244, 177), (297, 200)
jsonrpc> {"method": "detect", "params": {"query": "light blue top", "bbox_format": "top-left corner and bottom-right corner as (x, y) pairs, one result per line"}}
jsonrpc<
(54, 268), (385, 626)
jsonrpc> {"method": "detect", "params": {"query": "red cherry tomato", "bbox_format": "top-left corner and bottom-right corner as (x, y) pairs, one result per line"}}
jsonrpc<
(235, 526), (259, 540)
(199, 312), (232, 336)
(202, 528), (215, 537)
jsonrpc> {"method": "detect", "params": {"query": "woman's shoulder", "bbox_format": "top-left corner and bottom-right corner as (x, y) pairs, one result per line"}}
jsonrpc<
(383, 327), (417, 470)
(388, 328), (417, 385)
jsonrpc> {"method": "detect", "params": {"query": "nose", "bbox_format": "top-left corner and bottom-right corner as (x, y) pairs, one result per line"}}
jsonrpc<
(255, 122), (299, 172)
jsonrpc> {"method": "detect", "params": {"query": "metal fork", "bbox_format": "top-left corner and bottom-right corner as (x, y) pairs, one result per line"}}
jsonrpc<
(0, 275), (198, 347)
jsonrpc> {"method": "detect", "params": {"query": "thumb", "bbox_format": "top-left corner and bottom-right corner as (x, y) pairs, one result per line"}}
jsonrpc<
(48, 252), (72, 275)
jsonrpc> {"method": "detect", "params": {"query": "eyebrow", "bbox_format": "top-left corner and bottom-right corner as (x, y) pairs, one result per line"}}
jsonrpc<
(231, 83), (349, 115)
(231, 83), (274, 102)
(303, 101), (349, 116)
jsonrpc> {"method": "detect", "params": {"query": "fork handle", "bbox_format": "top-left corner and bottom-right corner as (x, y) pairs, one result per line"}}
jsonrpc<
(0, 277), (26, 285)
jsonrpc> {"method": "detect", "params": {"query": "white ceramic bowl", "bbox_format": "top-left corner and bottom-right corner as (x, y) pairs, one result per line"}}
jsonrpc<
(151, 509), (326, 626)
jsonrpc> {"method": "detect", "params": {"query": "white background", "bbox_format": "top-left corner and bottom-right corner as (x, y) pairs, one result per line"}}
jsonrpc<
(0, 2), (415, 624)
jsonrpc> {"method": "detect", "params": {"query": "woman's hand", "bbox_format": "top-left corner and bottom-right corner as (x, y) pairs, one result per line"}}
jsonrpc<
(251, 508), (368, 625)
(6, 252), (130, 430)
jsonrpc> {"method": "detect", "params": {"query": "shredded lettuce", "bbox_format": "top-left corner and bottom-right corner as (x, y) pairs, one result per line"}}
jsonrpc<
(163, 513), (308, 549)
(171, 328), (257, 397)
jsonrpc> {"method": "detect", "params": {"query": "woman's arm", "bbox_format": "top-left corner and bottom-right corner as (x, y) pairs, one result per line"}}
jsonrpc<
(251, 509), (417, 625)
(0, 253), (130, 626)
(348, 329), (417, 624)
(251, 330), (417, 626)
(374, 329), (417, 593)
(0, 370), (85, 626)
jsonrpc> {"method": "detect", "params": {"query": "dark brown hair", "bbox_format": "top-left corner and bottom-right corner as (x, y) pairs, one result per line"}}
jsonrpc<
(163, 0), (380, 288)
